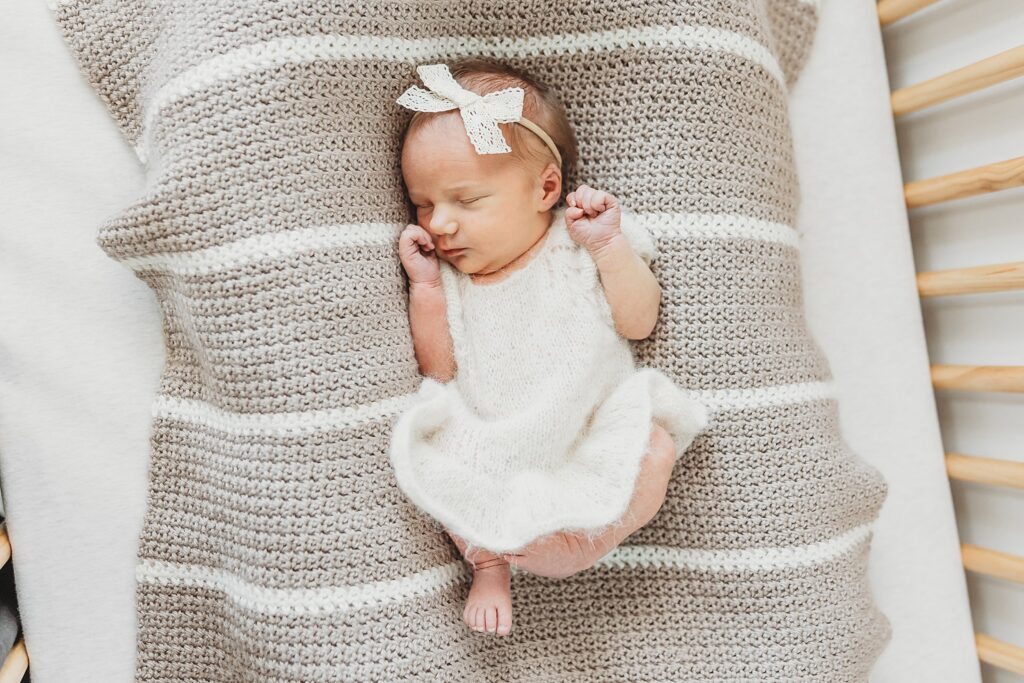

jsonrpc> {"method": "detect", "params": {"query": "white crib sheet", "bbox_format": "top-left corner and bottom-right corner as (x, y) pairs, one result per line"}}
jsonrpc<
(0, 0), (979, 680)
(791, 1), (980, 681)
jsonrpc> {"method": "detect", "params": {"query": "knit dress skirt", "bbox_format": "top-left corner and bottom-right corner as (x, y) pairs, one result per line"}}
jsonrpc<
(389, 206), (710, 554)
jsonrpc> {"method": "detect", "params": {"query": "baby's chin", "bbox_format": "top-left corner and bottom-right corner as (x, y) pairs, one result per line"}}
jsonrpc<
(442, 252), (479, 274)
(449, 263), (480, 276)
(443, 251), (507, 278)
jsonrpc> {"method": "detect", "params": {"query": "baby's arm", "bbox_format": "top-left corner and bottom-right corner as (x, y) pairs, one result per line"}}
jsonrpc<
(566, 186), (661, 340)
(408, 281), (457, 382)
(590, 233), (662, 341)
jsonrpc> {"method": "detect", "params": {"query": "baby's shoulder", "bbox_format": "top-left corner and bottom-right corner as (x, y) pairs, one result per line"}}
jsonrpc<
(544, 216), (591, 273)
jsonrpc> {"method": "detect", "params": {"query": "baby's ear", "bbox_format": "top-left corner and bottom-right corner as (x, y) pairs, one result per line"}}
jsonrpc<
(618, 208), (658, 266)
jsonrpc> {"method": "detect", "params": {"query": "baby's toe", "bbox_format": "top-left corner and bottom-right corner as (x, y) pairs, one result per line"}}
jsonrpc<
(462, 604), (479, 631)
(474, 607), (488, 632)
(469, 606), (481, 631)
(496, 608), (513, 636)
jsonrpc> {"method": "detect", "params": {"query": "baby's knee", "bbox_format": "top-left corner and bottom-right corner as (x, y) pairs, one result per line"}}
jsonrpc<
(628, 423), (678, 528)
(647, 422), (677, 473)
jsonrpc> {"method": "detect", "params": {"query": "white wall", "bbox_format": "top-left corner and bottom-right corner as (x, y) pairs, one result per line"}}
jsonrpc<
(879, 2), (1024, 681)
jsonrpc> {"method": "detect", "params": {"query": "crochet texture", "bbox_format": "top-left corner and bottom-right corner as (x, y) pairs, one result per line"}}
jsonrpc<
(50, 0), (892, 680)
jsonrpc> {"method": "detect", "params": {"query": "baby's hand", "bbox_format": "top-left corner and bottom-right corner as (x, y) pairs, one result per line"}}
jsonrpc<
(398, 223), (442, 287)
(565, 185), (622, 254)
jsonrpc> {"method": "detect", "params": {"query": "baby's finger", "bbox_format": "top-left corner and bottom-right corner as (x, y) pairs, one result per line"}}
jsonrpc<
(413, 228), (434, 249)
(579, 186), (597, 216)
(565, 206), (584, 220)
(590, 192), (612, 216)
(572, 184), (591, 210)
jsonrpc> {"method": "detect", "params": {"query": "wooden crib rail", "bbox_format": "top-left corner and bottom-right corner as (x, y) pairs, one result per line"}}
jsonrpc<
(928, 372), (1024, 676)
(962, 544), (1024, 584)
(0, 526), (27, 683)
(931, 365), (1024, 392)
(877, 0), (940, 26)
(891, 45), (1024, 116)
(975, 634), (1024, 676)
(963, 543), (1024, 675)
(949, 456), (1024, 675)
(0, 641), (27, 683)
(917, 260), (1024, 297)
(903, 155), (1024, 208)
(882, 3), (1024, 676)
(947, 452), (1024, 489)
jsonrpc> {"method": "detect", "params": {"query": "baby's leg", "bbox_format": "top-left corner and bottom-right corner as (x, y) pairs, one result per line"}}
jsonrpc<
(445, 530), (513, 636)
(577, 422), (678, 561)
(623, 421), (678, 530)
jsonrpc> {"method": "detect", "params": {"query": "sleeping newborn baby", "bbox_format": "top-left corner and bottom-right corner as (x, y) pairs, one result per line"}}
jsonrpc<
(388, 59), (709, 637)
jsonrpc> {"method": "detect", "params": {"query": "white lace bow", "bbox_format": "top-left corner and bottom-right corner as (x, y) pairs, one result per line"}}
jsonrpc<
(396, 63), (562, 166)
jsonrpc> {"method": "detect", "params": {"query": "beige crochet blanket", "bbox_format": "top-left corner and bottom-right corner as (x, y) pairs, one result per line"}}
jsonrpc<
(51, 0), (891, 680)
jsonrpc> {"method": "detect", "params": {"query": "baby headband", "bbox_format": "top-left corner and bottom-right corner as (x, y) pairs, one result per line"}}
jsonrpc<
(396, 63), (563, 169)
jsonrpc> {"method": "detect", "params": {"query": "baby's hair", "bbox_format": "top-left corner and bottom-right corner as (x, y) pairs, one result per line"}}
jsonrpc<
(399, 57), (579, 189)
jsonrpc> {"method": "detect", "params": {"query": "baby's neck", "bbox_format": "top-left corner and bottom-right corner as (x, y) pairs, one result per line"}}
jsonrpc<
(469, 226), (551, 285)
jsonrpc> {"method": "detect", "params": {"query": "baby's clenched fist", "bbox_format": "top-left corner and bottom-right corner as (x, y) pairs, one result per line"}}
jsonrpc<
(398, 223), (442, 287)
(564, 184), (623, 254)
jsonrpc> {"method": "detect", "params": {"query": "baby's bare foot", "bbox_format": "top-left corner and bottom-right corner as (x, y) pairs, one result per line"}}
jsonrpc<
(463, 557), (513, 636)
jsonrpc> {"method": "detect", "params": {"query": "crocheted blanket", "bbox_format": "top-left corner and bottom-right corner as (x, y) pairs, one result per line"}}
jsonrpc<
(50, 0), (892, 680)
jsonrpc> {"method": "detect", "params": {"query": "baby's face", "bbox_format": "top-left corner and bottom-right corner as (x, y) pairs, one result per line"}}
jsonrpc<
(401, 114), (559, 276)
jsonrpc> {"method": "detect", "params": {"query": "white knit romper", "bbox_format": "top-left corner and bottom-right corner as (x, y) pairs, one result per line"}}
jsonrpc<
(388, 205), (710, 554)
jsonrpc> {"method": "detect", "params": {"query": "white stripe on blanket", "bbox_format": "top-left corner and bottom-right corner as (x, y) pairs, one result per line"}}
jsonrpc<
(136, 521), (874, 616)
(137, 26), (786, 160)
(152, 380), (837, 434)
(120, 212), (800, 276)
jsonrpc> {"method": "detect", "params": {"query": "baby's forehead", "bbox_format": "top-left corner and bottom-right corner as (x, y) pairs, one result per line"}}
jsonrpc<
(403, 142), (524, 196)
(409, 179), (485, 197)
(404, 112), (467, 147)
(403, 113), (523, 165)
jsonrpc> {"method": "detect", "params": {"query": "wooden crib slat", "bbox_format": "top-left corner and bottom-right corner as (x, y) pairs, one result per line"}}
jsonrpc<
(0, 528), (8, 569)
(976, 633), (1024, 676)
(917, 260), (1024, 297)
(892, 45), (1024, 116)
(962, 544), (1024, 584)
(0, 529), (21, 683)
(0, 639), (27, 683)
(904, 155), (1024, 207)
(946, 453), (1024, 489)
(881, 0), (1023, 670)
(931, 365), (1024, 392)
(877, 0), (941, 26)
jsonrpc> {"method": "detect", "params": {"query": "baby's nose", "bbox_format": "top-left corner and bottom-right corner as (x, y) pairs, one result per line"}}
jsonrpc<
(428, 218), (458, 235)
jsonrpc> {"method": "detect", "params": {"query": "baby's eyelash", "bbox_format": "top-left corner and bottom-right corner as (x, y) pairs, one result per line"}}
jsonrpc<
(412, 197), (483, 209)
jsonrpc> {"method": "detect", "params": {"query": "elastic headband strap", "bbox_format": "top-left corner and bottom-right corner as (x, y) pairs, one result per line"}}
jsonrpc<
(397, 63), (563, 169)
